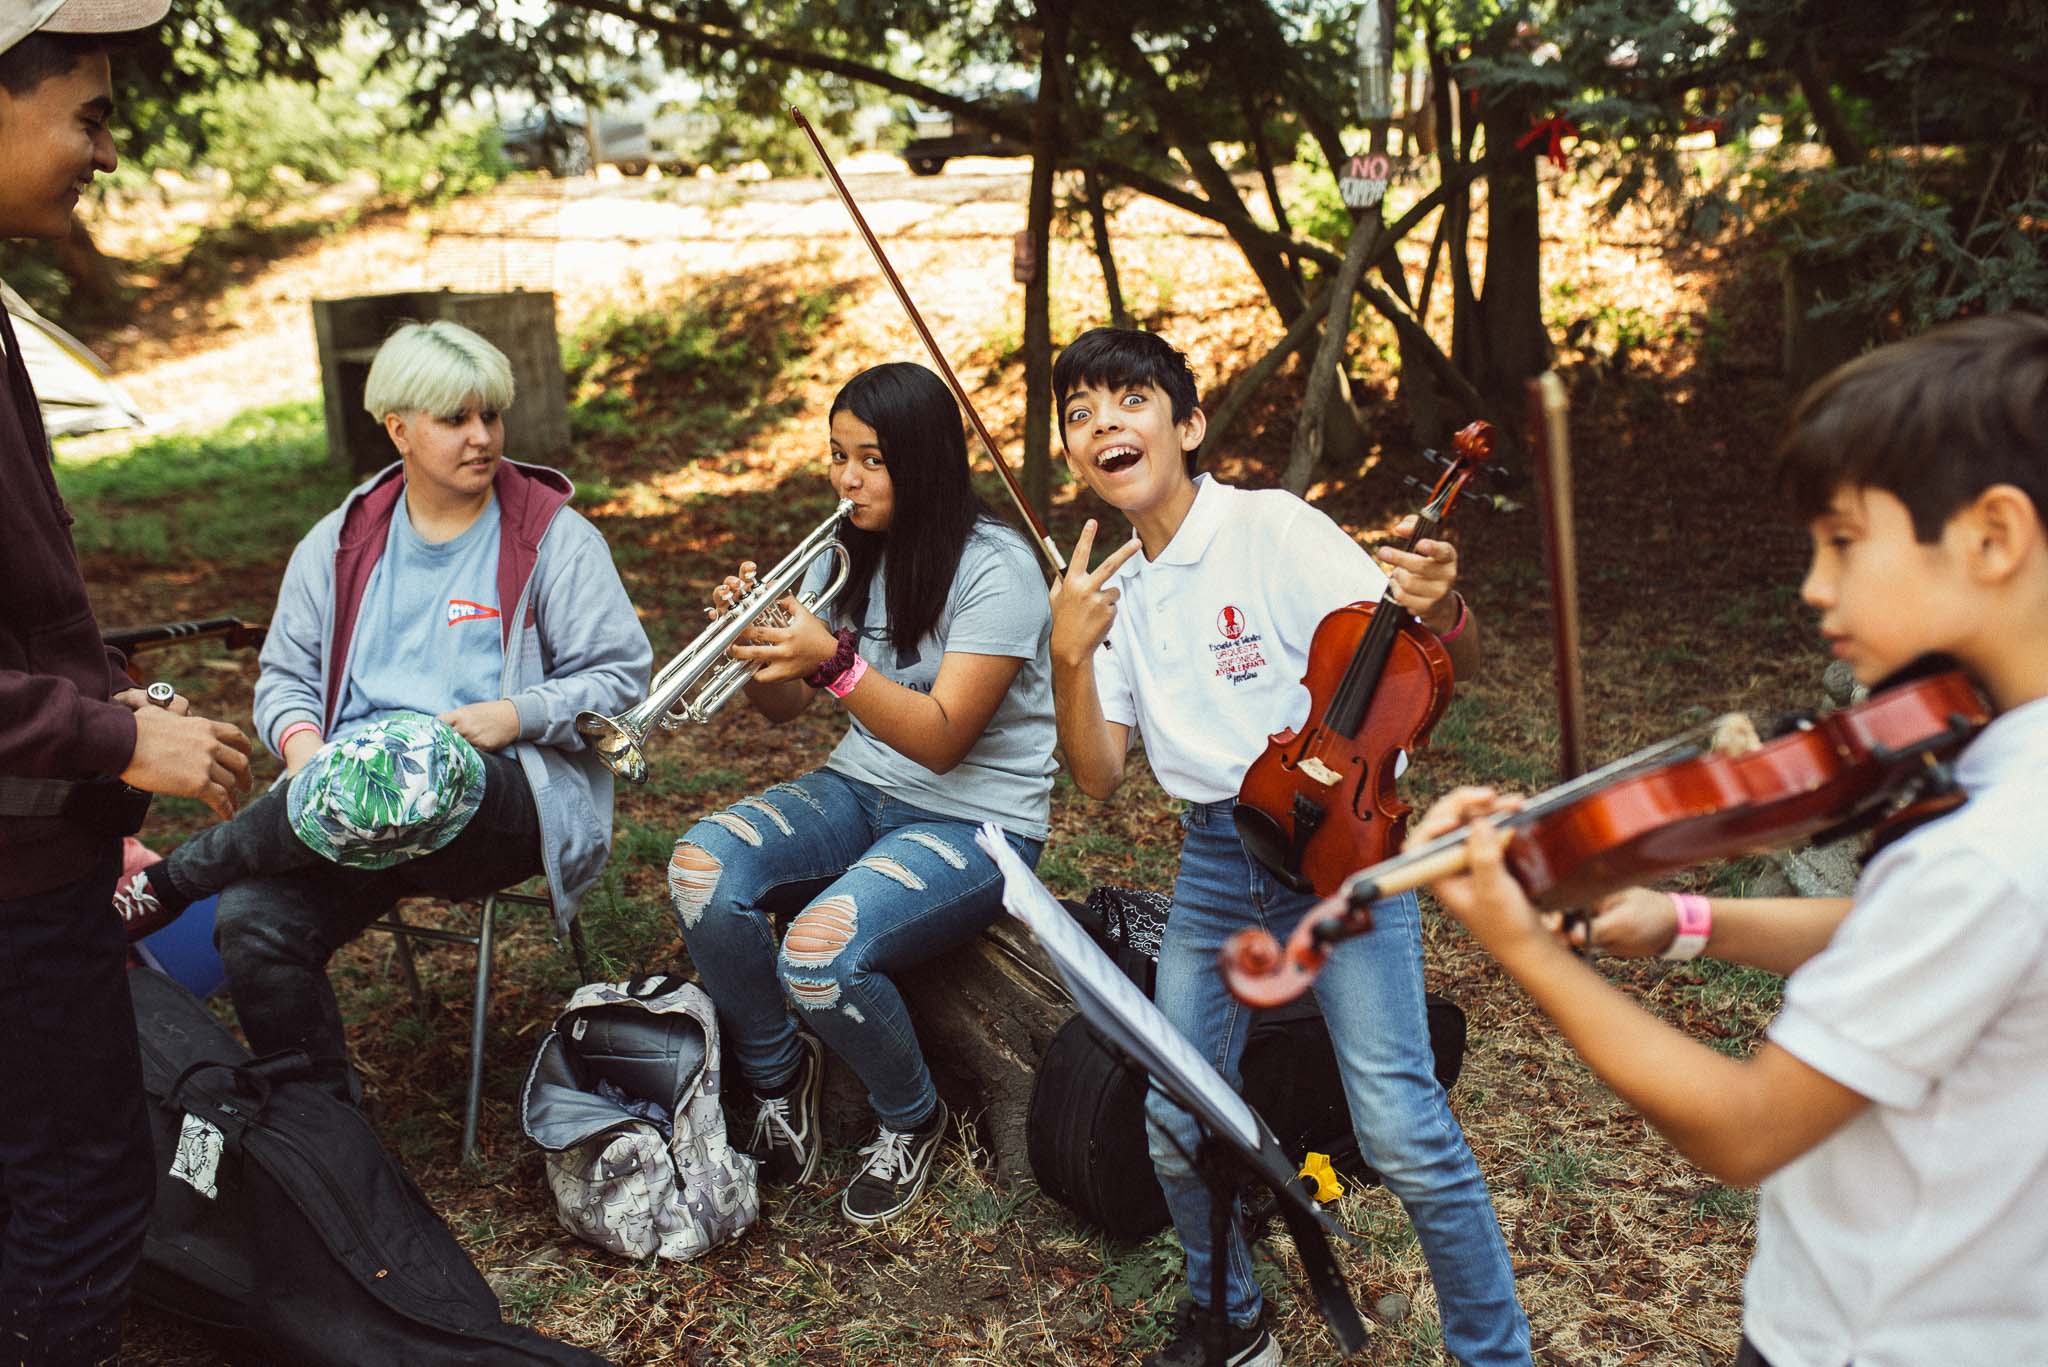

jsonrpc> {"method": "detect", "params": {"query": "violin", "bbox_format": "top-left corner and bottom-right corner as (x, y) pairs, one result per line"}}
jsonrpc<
(1221, 667), (1992, 1007)
(1233, 422), (1496, 897)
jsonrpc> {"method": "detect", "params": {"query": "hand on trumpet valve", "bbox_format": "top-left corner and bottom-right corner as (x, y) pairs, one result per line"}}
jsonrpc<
(706, 561), (761, 622)
(726, 593), (841, 684)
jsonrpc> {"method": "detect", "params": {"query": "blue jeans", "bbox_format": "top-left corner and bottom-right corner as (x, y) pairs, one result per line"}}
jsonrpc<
(1146, 801), (1530, 1366)
(670, 768), (1040, 1131)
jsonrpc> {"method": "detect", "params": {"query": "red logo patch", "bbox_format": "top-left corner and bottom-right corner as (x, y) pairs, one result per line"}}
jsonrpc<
(1217, 606), (1246, 640)
(446, 599), (501, 627)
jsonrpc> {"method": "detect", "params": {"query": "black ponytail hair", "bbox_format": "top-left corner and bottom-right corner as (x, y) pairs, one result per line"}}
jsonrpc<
(829, 362), (995, 648)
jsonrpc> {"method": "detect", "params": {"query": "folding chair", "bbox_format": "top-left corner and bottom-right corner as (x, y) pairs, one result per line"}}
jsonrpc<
(375, 887), (592, 1162)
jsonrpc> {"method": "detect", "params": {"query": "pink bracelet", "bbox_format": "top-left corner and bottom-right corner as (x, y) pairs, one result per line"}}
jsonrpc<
(1662, 892), (1712, 961)
(825, 653), (869, 700)
(1434, 592), (1469, 644)
(276, 720), (322, 754)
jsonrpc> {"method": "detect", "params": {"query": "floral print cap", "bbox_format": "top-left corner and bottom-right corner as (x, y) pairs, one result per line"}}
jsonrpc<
(286, 711), (487, 870)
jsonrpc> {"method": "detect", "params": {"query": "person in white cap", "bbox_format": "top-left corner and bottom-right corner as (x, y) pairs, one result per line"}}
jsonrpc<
(1, 4), (256, 1363)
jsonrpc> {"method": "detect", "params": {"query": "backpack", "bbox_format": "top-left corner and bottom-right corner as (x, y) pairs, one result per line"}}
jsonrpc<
(1026, 886), (1468, 1238)
(127, 965), (610, 1367)
(520, 975), (759, 1261)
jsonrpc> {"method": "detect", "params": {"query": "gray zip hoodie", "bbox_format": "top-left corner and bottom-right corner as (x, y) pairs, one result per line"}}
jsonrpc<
(252, 459), (650, 924)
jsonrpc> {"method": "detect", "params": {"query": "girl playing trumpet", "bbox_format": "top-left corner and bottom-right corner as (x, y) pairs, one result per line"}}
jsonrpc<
(668, 361), (1054, 1225)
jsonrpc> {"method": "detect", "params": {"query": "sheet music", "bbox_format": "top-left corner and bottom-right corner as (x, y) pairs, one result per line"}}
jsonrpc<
(975, 824), (1260, 1149)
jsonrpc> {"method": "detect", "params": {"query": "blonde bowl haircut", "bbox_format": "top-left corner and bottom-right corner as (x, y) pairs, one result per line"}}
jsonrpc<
(362, 320), (517, 424)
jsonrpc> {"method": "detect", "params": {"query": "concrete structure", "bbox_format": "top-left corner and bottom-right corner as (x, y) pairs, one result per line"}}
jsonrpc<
(313, 290), (569, 477)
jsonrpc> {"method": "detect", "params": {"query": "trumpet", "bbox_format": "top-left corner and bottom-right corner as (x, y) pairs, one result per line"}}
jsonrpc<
(577, 499), (854, 783)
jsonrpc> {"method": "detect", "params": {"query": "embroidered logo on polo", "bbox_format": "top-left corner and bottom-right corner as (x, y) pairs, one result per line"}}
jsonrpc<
(1209, 604), (1267, 685)
(446, 599), (501, 627)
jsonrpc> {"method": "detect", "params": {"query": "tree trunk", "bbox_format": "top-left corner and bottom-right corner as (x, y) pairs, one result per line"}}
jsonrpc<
(1285, 214), (1384, 494)
(1475, 94), (1549, 419)
(1081, 168), (1130, 330)
(816, 922), (1072, 1183)
(1791, 38), (1866, 168)
(1203, 285), (1334, 461)
(1432, 45), (1481, 392)
(1243, 93), (1300, 292)
(1104, 32), (1306, 322)
(53, 217), (124, 323)
(1021, 0), (1071, 526)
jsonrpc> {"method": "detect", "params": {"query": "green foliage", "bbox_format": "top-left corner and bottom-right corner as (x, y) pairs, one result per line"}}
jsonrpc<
(1521, 1141), (1599, 1193)
(1080, 1233), (1183, 1311)
(55, 401), (347, 570)
(1284, 140), (1356, 252)
(562, 273), (842, 452)
(131, 26), (510, 221)
(1769, 159), (2048, 337)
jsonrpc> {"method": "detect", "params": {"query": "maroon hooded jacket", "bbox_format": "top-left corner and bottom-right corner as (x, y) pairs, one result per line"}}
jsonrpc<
(0, 300), (137, 898)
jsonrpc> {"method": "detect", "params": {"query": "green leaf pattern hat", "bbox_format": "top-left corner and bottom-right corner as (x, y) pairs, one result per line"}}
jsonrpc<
(286, 711), (487, 870)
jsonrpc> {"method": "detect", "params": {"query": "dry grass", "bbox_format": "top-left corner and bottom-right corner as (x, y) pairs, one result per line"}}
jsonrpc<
(83, 159), (1822, 1366)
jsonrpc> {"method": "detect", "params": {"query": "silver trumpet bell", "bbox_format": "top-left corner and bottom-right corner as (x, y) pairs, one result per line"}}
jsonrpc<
(576, 499), (855, 783)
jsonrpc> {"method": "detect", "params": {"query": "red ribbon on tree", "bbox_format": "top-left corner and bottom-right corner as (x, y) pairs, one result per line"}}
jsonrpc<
(1516, 115), (1580, 170)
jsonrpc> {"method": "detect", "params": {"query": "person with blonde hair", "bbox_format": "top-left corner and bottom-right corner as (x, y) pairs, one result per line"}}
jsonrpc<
(115, 319), (651, 1105)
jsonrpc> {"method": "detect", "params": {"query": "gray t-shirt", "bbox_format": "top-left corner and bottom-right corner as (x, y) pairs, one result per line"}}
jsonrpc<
(804, 521), (1054, 838)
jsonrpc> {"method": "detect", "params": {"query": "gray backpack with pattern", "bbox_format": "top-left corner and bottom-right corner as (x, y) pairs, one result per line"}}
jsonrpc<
(520, 975), (758, 1260)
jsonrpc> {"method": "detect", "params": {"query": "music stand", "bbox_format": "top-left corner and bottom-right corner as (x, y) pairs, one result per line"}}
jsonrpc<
(973, 825), (1367, 1358)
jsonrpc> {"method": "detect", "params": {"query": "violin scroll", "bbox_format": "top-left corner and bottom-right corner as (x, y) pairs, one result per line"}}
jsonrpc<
(1451, 419), (1497, 467)
(1218, 893), (1376, 1009)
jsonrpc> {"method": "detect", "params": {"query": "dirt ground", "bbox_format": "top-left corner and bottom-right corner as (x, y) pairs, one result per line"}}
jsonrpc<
(71, 152), (1822, 1366)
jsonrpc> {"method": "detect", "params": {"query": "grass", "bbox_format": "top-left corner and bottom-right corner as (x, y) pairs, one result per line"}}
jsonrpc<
(55, 400), (346, 573)
(107, 195), (1830, 1365)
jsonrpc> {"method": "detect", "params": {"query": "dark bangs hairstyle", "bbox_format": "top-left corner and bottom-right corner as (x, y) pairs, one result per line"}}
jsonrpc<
(829, 362), (995, 648)
(1779, 311), (2048, 541)
(0, 31), (108, 94)
(1051, 328), (1203, 473)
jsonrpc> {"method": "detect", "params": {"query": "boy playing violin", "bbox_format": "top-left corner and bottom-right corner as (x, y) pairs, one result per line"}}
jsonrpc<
(1047, 327), (1530, 1367)
(1415, 312), (2048, 1367)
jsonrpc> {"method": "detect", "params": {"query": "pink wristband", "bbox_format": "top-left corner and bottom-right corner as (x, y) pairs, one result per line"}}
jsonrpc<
(825, 652), (868, 700)
(276, 720), (322, 754)
(1434, 592), (1469, 644)
(1662, 892), (1712, 961)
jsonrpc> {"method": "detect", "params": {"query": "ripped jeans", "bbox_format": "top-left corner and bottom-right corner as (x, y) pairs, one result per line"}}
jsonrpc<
(669, 768), (1040, 1131)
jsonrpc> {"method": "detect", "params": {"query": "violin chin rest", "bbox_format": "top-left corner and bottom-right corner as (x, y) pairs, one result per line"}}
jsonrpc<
(1232, 802), (1315, 895)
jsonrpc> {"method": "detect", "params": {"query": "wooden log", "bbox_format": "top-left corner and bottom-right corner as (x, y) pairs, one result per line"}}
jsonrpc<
(816, 919), (1074, 1184)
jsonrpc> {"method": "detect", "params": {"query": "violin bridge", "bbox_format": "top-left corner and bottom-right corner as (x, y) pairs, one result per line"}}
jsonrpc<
(1708, 712), (1764, 756)
(1298, 756), (1344, 788)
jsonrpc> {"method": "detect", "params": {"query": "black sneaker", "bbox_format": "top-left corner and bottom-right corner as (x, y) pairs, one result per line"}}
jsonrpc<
(839, 1097), (947, 1225)
(742, 1032), (824, 1186)
(112, 865), (182, 940)
(1139, 1301), (1282, 1367)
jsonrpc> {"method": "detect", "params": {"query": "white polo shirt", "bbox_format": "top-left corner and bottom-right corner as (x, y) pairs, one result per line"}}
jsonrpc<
(1091, 476), (1389, 803)
(1745, 694), (2048, 1367)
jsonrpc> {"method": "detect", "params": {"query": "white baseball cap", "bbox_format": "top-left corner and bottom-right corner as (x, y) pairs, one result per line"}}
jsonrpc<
(3, 0), (170, 59)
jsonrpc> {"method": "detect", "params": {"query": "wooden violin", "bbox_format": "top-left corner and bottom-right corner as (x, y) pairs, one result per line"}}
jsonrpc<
(1221, 667), (1992, 1007)
(1233, 422), (1495, 897)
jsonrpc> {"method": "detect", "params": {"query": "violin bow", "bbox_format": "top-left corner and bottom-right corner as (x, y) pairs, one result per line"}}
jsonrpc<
(1526, 372), (1586, 781)
(790, 108), (1067, 576)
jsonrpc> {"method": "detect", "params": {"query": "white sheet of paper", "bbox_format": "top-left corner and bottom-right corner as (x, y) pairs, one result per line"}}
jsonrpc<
(975, 823), (1261, 1150)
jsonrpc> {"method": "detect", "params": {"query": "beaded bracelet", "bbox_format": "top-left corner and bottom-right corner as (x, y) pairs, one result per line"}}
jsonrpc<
(804, 627), (860, 690)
